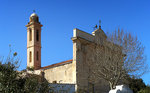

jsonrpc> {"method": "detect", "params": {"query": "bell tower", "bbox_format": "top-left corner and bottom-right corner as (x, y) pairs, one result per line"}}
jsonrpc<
(26, 13), (43, 70)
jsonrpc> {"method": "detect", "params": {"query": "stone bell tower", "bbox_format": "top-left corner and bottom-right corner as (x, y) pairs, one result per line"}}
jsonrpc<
(26, 13), (42, 70)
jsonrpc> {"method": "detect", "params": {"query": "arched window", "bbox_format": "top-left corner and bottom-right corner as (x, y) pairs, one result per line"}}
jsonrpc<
(29, 28), (32, 41)
(29, 51), (32, 62)
(36, 30), (39, 42)
(37, 51), (39, 61)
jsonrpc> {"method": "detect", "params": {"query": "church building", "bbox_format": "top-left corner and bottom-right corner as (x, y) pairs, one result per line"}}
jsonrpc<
(26, 13), (111, 93)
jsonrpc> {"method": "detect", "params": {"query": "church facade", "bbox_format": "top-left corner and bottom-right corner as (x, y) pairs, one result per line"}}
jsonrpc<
(26, 13), (110, 93)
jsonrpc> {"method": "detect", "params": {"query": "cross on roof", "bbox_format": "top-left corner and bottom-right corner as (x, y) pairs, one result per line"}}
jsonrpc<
(33, 10), (36, 13)
(99, 20), (101, 29)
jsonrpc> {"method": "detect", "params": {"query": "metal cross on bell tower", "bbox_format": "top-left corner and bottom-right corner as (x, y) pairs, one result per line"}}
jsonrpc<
(99, 20), (101, 29)
(33, 10), (36, 13)
(93, 20), (102, 30)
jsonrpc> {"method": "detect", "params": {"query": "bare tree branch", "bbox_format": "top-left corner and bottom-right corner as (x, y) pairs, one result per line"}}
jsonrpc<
(87, 28), (148, 89)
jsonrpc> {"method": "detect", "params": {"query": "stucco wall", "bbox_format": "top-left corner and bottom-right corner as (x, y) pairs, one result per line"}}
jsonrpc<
(72, 28), (110, 93)
(43, 62), (74, 84)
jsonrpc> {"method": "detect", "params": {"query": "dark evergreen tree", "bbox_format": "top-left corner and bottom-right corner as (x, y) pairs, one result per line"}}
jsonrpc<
(0, 52), (49, 93)
(127, 77), (146, 93)
(138, 86), (150, 93)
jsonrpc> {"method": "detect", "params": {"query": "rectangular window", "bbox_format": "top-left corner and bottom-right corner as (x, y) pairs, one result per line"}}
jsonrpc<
(53, 81), (57, 83)
(29, 51), (32, 62)
(89, 82), (95, 93)
(37, 51), (39, 61)
(29, 28), (32, 41)
(36, 30), (39, 42)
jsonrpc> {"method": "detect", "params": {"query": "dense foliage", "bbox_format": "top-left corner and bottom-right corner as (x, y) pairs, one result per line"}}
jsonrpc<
(138, 86), (150, 93)
(0, 52), (49, 93)
(127, 77), (146, 93)
(124, 76), (150, 93)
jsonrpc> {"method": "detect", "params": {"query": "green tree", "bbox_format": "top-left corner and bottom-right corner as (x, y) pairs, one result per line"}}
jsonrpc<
(23, 73), (49, 93)
(0, 51), (49, 93)
(0, 52), (21, 93)
(138, 86), (150, 93)
(127, 77), (146, 93)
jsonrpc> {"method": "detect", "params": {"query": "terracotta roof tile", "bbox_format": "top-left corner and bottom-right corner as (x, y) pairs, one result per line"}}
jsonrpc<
(40, 59), (73, 69)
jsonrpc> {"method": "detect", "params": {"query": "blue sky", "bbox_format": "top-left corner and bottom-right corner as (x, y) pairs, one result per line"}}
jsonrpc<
(0, 0), (149, 84)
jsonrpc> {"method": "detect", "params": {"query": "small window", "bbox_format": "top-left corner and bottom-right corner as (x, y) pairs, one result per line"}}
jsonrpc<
(29, 28), (32, 41)
(29, 51), (32, 62)
(36, 30), (39, 42)
(53, 81), (57, 84)
(37, 51), (39, 61)
(89, 82), (95, 93)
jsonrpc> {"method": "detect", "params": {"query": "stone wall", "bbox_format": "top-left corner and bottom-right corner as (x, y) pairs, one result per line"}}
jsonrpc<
(33, 27), (121, 93)
(43, 62), (74, 84)
(49, 83), (76, 93)
(72, 28), (110, 93)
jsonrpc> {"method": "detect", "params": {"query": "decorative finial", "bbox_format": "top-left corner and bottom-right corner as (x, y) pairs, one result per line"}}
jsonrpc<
(93, 24), (98, 30)
(99, 20), (101, 29)
(33, 10), (36, 13)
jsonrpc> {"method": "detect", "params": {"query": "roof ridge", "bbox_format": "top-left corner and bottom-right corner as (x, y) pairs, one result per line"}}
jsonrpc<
(40, 59), (73, 69)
